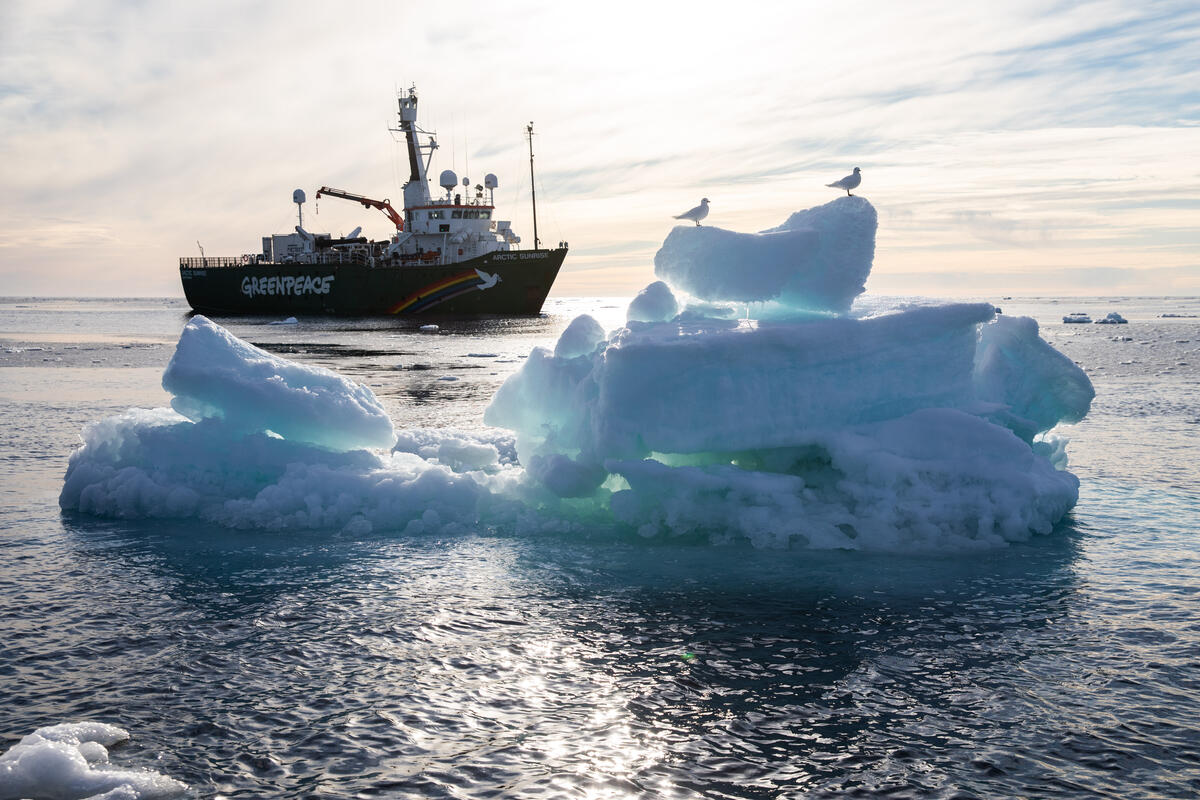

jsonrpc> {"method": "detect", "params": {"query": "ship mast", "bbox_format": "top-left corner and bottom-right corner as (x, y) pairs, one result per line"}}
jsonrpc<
(527, 122), (539, 250)
(397, 87), (432, 211)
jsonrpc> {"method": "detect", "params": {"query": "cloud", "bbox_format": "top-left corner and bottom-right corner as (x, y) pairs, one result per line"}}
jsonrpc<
(0, 0), (1197, 297)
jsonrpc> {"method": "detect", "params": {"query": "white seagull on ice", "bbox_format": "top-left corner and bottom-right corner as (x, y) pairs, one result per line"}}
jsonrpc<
(673, 198), (710, 226)
(826, 167), (861, 196)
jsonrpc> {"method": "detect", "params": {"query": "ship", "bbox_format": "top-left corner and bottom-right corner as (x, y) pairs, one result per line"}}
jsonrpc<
(179, 87), (567, 316)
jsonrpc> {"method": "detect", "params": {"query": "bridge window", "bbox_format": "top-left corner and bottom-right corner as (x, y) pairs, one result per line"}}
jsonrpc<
(451, 210), (463, 219)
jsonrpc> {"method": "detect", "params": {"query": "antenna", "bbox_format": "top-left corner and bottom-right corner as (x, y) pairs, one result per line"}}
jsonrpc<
(527, 122), (539, 250)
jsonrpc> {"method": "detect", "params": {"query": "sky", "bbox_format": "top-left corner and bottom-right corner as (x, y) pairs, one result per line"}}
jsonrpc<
(1, 0), (1198, 299)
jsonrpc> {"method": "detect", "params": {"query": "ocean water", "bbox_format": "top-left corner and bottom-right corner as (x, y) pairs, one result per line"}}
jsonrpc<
(1, 295), (1198, 799)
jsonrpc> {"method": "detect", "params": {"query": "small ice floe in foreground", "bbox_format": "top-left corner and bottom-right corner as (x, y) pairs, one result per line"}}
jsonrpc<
(1062, 312), (1092, 324)
(1095, 312), (1128, 324)
(825, 167), (861, 196)
(420, 324), (439, 332)
(0, 722), (187, 799)
(269, 316), (299, 325)
(672, 198), (710, 226)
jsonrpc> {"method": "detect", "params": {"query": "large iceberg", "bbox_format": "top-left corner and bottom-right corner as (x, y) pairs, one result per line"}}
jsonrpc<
(485, 196), (1094, 548)
(62, 196), (1094, 550)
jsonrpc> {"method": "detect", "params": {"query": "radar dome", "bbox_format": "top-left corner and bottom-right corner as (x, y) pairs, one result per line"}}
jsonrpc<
(484, 174), (498, 189)
(439, 170), (458, 191)
(293, 189), (306, 204)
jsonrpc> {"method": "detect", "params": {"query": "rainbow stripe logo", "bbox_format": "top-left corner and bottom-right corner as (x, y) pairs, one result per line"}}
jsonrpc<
(389, 270), (483, 314)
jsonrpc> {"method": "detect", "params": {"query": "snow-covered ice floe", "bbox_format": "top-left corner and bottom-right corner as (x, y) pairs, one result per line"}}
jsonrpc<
(61, 197), (1094, 550)
(0, 722), (186, 800)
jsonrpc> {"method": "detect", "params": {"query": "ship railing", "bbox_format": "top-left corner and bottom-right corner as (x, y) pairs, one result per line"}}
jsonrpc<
(179, 256), (256, 268)
(180, 252), (380, 269)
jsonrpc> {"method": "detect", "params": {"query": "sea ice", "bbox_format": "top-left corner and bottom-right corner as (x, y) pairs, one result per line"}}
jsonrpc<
(488, 303), (999, 461)
(1095, 312), (1128, 324)
(484, 196), (1094, 547)
(974, 314), (1095, 441)
(653, 196), (876, 313)
(162, 315), (394, 451)
(607, 409), (1079, 549)
(59, 407), (490, 533)
(626, 281), (679, 323)
(0, 722), (186, 800)
(62, 195), (1096, 551)
(553, 314), (606, 359)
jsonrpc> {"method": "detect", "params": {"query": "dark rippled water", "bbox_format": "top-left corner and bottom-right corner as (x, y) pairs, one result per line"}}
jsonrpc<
(2, 296), (1199, 798)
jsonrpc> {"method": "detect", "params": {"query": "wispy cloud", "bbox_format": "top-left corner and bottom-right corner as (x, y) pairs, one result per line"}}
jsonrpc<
(0, 0), (1197, 296)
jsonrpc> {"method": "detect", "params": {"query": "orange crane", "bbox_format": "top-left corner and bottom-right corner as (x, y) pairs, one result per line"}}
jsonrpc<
(315, 186), (405, 231)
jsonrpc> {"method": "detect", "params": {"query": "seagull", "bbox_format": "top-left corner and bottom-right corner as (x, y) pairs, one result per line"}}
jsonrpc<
(826, 167), (861, 196)
(474, 268), (501, 290)
(673, 198), (710, 226)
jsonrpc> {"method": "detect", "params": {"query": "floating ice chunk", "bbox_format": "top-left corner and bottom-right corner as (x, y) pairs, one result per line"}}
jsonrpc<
(1095, 312), (1128, 324)
(974, 314), (1094, 440)
(553, 314), (606, 359)
(626, 281), (679, 324)
(269, 316), (299, 325)
(64, 296), (1093, 549)
(0, 722), (186, 800)
(487, 297), (1092, 545)
(420, 324), (439, 332)
(653, 196), (877, 313)
(162, 316), (394, 451)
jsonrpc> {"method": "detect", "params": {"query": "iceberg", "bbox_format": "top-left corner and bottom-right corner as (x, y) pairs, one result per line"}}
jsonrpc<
(61, 317), (492, 533)
(61, 195), (1095, 551)
(486, 196), (1094, 548)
